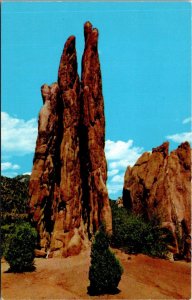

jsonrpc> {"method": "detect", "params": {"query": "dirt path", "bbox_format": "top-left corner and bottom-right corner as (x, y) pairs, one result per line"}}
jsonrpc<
(1, 249), (191, 299)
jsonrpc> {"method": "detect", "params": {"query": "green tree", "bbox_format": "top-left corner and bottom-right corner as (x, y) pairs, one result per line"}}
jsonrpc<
(88, 225), (123, 295)
(4, 222), (37, 272)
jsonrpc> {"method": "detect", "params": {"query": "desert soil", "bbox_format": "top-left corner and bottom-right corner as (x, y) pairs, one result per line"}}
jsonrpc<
(1, 248), (191, 300)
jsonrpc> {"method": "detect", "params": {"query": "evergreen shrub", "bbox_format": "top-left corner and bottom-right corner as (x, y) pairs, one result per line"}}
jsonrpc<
(4, 222), (37, 272)
(88, 225), (123, 295)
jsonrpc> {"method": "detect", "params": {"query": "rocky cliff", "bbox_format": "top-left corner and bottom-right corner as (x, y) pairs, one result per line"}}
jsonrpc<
(123, 142), (191, 259)
(29, 22), (112, 257)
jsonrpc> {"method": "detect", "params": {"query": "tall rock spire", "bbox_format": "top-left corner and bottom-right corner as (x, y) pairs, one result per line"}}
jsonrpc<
(49, 36), (85, 257)
(29, 22), (112, 257)
(58, 36), (82, 227)
(81, 22), (112, 235)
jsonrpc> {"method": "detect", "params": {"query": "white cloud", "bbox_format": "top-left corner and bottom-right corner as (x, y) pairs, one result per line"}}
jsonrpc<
(111, 174), (124, 183)
(23, 172), (31, 176)
(108, 169), (119, 177)
(1, 162), (20, 171)
(2, 171), (19, 178)
(182, 117), (192, 125)
(105, 139), (143, 198)
(1, 161), (21, 178)
(1, 112), (37, 156)
(105, 140), (135, 160)
(107, 183), (123, 196)
(109, 159), (135, 170)
(105, 139), (143, 168)
(166, 132), (192, 144)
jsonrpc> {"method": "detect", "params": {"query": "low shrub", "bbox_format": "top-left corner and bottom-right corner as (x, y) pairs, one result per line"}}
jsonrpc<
(88, 225), (123, 295)
(110, 201), (169, 258)
(1, 223), (15, 257)
(4, 222), (37, 272)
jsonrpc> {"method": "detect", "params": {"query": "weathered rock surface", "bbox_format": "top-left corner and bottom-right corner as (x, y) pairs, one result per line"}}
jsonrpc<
(29, 83), (61, 252)
(81, 22), (112, 236)
(29, 22), (112, 257)
(123, 141), (191, 259)
(115, 197), (124, 208)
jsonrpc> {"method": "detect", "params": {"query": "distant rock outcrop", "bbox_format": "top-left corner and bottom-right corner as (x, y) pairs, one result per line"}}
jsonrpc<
(29, 22), (112, 257)
(115, 197), (124, 208)
(123, 142), (191, 259)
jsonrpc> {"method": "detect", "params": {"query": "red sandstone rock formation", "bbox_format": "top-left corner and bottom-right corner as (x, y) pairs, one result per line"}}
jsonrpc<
(50, 36), (84, 257)
(81, 22), (112, 236)
(29, 83), (60, 252)
(123, 141), (191, 259)
(29, 22), (112, 257)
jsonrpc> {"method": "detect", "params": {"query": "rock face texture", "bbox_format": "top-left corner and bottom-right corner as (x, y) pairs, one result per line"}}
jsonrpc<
(80, 22), (112, 236)
(29, 83), (61, 252)
(123, 142), (191, 259)
(29, 22), (112, 257)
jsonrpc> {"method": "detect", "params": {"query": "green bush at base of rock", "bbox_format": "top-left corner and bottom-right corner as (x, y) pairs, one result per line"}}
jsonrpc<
(110, 201), (169, 258)
(4, 222), (37, 272)
(88, 225), (123, 295)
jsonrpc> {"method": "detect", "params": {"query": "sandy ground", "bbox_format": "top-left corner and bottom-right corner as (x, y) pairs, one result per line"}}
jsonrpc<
(1, 248), (191, 300)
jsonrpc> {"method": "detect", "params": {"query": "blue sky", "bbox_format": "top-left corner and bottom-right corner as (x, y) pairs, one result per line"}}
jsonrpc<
(2, 2), (191, 199)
